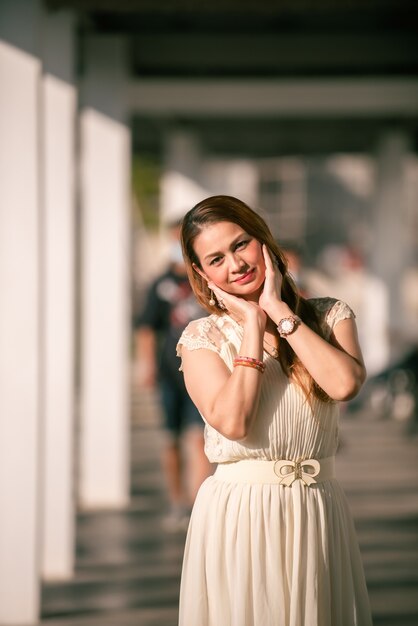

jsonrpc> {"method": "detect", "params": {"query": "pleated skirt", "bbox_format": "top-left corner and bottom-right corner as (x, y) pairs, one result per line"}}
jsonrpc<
(178, 474), (372, 626)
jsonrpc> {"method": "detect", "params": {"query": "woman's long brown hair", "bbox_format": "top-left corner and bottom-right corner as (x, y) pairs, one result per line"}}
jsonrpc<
(181, 195), (331, 403)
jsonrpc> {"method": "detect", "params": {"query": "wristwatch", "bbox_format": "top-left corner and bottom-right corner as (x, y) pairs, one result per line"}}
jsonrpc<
(277, 315), (301, 338)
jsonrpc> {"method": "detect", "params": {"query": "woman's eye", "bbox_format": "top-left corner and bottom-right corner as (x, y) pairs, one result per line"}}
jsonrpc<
(236, 240), (249, 250)
(210, 256), (222, 266)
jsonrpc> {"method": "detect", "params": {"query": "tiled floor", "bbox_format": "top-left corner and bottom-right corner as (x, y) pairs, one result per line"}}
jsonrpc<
(40, 391), (418, 625)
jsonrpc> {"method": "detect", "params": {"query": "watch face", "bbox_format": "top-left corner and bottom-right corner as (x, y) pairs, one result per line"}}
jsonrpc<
(280, 318), (294, 334)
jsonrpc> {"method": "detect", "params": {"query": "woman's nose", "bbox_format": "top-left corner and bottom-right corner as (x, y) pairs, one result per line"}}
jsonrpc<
(230, 253), (246, 271)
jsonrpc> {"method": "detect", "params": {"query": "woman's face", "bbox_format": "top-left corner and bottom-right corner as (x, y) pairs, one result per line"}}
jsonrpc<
(192, 221), (266, 299)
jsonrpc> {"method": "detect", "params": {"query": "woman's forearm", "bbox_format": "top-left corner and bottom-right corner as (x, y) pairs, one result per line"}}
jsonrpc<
(208, 314), (265, 440)
(270, 302), (366, 401)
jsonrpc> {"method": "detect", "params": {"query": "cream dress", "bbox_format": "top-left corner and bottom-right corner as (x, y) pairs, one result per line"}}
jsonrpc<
(176, 298), (372, 626)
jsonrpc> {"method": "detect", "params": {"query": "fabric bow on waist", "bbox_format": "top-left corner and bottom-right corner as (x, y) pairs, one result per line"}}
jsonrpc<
(273, 459), (321, 486)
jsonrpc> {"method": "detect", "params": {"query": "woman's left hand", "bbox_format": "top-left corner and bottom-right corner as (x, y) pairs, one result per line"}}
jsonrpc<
(258, 245), (283, 316)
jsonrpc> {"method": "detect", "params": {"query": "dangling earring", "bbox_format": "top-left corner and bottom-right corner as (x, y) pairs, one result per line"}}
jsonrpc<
(209, 289), (216, 306)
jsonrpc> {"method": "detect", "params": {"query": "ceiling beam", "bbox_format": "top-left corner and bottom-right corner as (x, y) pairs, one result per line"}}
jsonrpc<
(128, 77), (418, 117)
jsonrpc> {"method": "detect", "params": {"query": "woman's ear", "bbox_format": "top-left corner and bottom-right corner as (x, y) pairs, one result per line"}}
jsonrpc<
(192, 262), (207, 281)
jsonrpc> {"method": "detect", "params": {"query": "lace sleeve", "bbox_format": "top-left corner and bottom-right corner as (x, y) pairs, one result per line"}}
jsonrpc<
(309, 297), (355, 340)
(326, 299), (355, 331)
(176, 316), (224, 371)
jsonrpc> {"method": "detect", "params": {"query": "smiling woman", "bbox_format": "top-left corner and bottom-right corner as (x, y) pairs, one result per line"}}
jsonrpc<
(193, 221), (266, 296)
(176, 195), (371, 626)
(181, 195), (362, 404)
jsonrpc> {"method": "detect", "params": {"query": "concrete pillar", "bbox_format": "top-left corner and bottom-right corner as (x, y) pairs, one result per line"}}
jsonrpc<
(41, 10), (76, 579)
(371, 131), (411, 346)
(79, 37), (131, 508)
(0, 0), (42, 622)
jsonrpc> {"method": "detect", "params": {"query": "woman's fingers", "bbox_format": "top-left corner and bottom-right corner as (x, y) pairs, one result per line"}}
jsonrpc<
(262, 244), (280, 280)
(262, 244), (271, 268)
(208, 282), (234, 309)
(208, 281), (260, 319)
(262, 244), (277, 273)
(259, 245), (283, 307)
(208, 282), (228, 299)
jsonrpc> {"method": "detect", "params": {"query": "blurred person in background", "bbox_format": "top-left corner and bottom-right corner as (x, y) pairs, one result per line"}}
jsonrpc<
(306, 244), (389, 377)
(135, 219), (212, 531)
(176, 196), (371, 626)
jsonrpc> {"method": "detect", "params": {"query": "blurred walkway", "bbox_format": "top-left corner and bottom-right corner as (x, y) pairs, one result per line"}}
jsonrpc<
(337, 412), (418, 625)
(39, 392), (418, 626)
(40, 390), (184, 626)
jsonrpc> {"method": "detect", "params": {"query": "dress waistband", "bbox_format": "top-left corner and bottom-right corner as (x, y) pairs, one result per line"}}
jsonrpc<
(214, 456), (335, 487)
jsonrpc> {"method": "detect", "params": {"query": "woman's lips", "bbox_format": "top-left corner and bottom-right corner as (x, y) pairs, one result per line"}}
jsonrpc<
(234, 269), (255, 284)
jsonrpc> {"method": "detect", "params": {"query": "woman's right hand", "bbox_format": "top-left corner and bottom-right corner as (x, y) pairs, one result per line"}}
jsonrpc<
(208, 282), (266, 329)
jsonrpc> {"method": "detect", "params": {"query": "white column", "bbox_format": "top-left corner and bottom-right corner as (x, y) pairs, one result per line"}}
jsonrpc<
(79, 37), (131, 508)
(371, 132), (410, 342)
(41, 10), (76, 579)
(0, 0), (42, 622)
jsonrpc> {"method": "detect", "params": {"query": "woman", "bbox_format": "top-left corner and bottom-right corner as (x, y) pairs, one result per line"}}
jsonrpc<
(176, 195), (372, 626)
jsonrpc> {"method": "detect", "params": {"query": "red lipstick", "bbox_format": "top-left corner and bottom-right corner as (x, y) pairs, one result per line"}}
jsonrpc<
(234, 269), (255, 284)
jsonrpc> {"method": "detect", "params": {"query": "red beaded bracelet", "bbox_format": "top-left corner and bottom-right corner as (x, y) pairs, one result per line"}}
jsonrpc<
(234, 355), (265, 365)
(234, 361), (265, 373)
(233, 356), (266, 373)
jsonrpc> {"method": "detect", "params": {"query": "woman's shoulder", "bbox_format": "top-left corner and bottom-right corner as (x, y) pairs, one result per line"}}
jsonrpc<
(182, 313), (224, 335)
(307, 296), (355, 335)
(177, 314), (227, 355)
